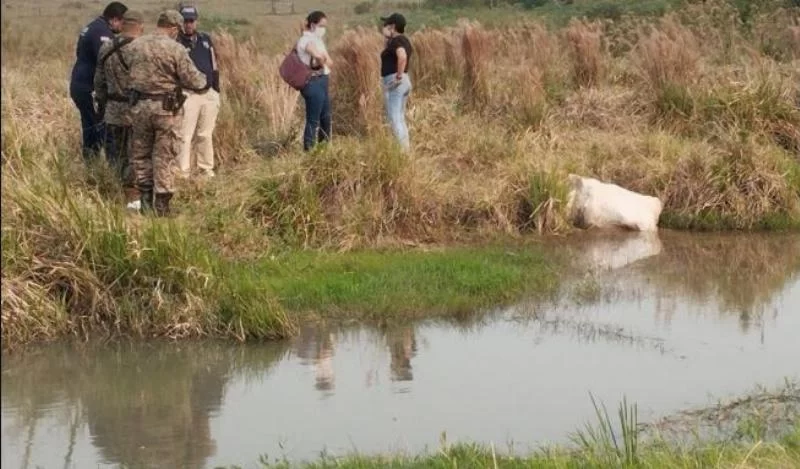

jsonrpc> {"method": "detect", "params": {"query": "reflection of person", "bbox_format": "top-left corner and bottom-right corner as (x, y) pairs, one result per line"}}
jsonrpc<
(294, 325), (336, 392)
(1, 343), (291, 469)
(85, 349), (227, 468)
(387, 326), (417, 381)
(315, 342), (335, 392)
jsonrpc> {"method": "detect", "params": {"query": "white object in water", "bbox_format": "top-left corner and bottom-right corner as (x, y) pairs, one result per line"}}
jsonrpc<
(126, 200), (142, 211)
(566, 174), (663, 232)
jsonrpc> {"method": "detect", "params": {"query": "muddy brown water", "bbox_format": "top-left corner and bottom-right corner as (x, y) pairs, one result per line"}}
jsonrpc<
(2, 232), (799, 469)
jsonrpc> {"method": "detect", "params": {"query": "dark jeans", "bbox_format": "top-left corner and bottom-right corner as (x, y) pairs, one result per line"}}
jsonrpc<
(70, 84), (107, 161)
(106, 124), (135, 188)
(300, 75), (331, 151)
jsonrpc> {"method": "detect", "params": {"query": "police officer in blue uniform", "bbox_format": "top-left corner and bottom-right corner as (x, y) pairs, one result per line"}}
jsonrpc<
(69, 1), (128, 162)
(177, 5), (219, 93)
(176, 3), (221, 178)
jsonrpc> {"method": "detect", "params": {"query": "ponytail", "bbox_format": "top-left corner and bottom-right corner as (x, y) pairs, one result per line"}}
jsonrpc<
(306, 10), (326, 29)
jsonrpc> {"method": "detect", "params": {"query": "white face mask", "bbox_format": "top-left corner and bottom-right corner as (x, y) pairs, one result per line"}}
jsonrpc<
(315, 26), (326, 38)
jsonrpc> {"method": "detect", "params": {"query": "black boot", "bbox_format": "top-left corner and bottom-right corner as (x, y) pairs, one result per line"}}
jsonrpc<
(139, 188), (154, 214)
(154, 192), (173, 217)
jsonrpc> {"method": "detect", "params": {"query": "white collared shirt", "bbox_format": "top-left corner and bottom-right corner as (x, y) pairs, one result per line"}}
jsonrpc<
(296, 31), (329, 75)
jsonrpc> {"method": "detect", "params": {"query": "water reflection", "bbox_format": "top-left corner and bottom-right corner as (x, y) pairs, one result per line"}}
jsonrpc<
(294, 325), (337, 394)
(575, 231), (663, 271)
(2, 232), (799, 468)
(541, 231), (800, 333)
(385, 325), (417, 382)
(641, 232), (800, 332)
(600, 232), (800, 332)
(85, 345), (226, 468)
(291, 323), (419, 395)
(2, 343), (289, 469)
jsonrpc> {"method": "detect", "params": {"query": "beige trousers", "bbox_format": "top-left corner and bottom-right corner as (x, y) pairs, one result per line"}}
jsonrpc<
(179, 89), (220, 176)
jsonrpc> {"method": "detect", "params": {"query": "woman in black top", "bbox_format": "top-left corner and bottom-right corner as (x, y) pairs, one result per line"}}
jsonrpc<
(380, 13), (413, 152)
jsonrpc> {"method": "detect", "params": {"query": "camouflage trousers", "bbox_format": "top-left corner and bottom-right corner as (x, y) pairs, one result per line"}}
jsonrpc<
(106, 124), (135, 189)
(130, 100), (181, 194)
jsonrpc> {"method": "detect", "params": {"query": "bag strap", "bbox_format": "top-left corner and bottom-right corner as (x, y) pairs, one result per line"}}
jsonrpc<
(99, 36), (134, 71)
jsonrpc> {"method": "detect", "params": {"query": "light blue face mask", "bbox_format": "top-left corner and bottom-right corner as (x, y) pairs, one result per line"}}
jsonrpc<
(315, 26), (326, 38)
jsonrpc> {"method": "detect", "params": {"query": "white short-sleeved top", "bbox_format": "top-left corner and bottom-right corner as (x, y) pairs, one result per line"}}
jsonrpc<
(296, 31), (330, 75)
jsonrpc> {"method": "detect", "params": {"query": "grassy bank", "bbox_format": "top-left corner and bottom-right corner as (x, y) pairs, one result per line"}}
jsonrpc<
(249, 433), (800, 468)
(2, 0), (800, 347)
(232, 385), (800, 468)
(1, 143), (562, 348)
(251, 435), (800, 468)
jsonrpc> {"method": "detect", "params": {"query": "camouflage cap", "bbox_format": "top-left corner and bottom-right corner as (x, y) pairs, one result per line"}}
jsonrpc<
(157, 9), (185, 32)
(122, 10), (144, 25)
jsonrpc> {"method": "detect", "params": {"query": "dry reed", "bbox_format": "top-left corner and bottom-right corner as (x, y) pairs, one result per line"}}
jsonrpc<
(329, 28), (384, 136)
(213, 31), (300, 160)
(460, 22), (492, 112)
(631, 16), (701, 89)
(564, 19), (606, 88)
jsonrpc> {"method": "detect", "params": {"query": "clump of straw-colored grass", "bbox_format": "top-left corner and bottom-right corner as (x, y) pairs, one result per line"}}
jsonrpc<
(329, 28), (384, 136)
(410, 28), (463, 95)
(460, 22), (492, 112)
(213, 31), (300, 159)
(631, 16), (701, 89)
(564, 19), (606, 88)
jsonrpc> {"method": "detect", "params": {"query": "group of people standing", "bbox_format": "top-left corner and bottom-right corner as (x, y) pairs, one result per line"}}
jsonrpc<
(70, 2), (220, 215)
(69, 3), (413, 217)
(294, 11), (414, 152)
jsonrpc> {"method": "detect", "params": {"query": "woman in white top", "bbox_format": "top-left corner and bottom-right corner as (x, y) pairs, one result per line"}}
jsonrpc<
(296, 11), (333, 151)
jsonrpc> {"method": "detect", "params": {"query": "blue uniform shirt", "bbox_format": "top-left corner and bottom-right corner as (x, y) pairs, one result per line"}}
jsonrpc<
(178, 32), (219, 92)
(70, 16), (115, 91)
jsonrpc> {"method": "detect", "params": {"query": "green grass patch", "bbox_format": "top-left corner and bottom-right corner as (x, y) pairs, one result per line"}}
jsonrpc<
(205, 14), (252, 39)
(239, 245), (561, 318)
(348, 0), (682, 30)
(246, 427), (800, 468)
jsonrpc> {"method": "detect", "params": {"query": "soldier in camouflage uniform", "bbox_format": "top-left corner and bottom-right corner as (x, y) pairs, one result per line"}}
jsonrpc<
(127, 10), (207, 216)
(94, 10), (144, 209)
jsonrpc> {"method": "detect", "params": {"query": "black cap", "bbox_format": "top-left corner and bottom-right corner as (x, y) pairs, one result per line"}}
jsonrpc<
(179, 3), (199, 20)
(381, 13), (406, 31)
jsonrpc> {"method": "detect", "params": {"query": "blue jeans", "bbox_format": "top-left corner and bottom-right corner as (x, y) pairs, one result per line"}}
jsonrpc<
(300, 75), (332, 151)
(70, 84), (107, 162)
(382, 74), (412, 151)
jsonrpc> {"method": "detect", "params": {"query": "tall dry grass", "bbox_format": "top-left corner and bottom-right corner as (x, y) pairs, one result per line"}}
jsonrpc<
(212, 31), (300, 160)
(631, 16), (701, 89)
(329, 28), (384, 136)
(564, 19), (607, 88)
(410, 28), (463, 95)
(460, 22), (492, 112)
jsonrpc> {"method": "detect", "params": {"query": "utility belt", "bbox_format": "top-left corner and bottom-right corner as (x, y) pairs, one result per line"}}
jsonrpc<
(184, 85), (212, 95)
(127, 88), (186, 114)
(129, 90), (170, 101)
(107, 93), (130, 103)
